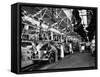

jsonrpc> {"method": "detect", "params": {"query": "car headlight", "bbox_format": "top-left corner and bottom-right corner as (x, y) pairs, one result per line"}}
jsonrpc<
(44, 51), (47, 54)
(34, 51), (37, 54)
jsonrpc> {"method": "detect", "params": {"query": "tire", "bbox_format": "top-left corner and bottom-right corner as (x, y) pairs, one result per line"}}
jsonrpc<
(33, 60), (39, 64)
(48, 53), (55, 64)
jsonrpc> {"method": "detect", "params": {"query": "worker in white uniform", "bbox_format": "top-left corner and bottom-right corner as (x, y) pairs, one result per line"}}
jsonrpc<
(81, 45), (85, 53)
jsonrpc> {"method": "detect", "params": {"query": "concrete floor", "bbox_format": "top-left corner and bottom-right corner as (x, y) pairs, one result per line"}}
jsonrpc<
(41, 52), (95, 70)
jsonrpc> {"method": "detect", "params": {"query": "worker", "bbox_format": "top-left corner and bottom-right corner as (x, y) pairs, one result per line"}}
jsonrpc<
(90, 36), (95, 55)
(81, 45), (85, 53)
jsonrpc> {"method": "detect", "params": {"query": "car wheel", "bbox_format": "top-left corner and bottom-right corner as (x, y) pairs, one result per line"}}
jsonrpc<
(33, 60), (39, 64)
(48, 53), (55, 64)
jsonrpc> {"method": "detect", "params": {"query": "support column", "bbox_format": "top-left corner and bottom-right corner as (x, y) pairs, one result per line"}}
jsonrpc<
(51, 32), (53, 40)
(60, 35), (64, 58)
(69, 43), (73, 54)
(61, 45), (64, 58)
(38, 50), (41, 59)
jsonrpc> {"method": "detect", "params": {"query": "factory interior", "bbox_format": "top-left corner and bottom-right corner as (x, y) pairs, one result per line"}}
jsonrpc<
(20, 6), (96, 71)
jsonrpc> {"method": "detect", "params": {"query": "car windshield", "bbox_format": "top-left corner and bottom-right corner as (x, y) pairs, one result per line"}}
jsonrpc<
(40, 43), (48, 50)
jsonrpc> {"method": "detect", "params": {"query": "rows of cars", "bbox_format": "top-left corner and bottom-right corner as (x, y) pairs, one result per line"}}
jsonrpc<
(21, 37), (95, 65)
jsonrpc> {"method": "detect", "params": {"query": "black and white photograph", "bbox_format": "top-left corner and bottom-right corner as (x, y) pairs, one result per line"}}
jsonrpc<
(20, 5), (97, 72)
(11, 3), (97, 74)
